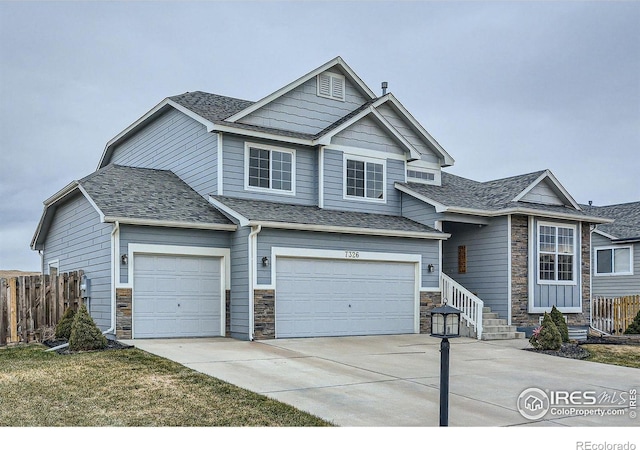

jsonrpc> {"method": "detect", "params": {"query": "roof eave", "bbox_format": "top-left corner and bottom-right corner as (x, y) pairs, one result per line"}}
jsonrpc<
(103, 216), (237, 231)
(511, 170), (582, 211)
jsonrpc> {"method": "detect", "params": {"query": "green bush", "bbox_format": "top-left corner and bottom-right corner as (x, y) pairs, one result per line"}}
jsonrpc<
(624, 309), (640, 335)
(550, 305), (569, 342)
(69, 305), (107, 351)
(54, 307), (76, 340)
(529, 312), (562, 351)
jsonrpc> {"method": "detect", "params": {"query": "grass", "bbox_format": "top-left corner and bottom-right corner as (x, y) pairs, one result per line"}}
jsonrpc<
(0, 344), (333, 427)
(582, 344), (640, 369)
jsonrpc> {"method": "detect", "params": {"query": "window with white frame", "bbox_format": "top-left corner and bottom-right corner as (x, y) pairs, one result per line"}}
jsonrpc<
(538, 223), (576, 283)
(595, 246), (632, 276)
(317, 72), (345, 101)
(345, 157), (385, 201)
(245, 144), (295, 193)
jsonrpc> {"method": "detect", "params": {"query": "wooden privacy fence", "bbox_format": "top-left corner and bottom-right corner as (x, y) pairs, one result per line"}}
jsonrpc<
(0, 271), (84, 345)
(591, 295), (640, 335)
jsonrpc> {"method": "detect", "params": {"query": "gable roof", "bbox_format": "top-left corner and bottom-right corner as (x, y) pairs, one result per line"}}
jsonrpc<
(582, 201), (640, 242)
(32, 165), (236, 249)
(208, 195), (449, 240)
(395, 170), (612, 223)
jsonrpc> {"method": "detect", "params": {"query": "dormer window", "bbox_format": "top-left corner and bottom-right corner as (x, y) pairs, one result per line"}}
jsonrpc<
(407, 169), (435, 183)
(317, 72), (345, 101)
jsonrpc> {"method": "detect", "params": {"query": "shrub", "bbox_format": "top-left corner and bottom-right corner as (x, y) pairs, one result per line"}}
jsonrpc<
(69, 305), (107, 351)
(55, 307), (76, 340)
(624, 309), (640, 335)
(529, 312), (562, 351)
(550, 305), (569, 342)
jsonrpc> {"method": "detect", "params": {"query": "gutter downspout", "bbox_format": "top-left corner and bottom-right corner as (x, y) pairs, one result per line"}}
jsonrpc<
(105, 221), (120, 336)
(248, 225), (262, 341)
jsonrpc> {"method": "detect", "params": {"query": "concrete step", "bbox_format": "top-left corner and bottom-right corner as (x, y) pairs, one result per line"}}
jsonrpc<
(482, 306), (492, 313)
(482, 331), (526, 340)
(483, 312), (500, 320)
(482, 325), (520, 333)
(482, 318), (508, 326)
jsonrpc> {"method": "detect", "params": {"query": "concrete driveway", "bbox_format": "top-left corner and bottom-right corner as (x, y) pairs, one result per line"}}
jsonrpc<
(123, 335), (639, 427)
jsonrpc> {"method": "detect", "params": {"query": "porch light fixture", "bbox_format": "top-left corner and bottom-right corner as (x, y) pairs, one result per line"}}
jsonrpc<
(430, 302), (461, 426)
(261, 256), (270, 267)
(428, 263), (435, 273)
(121, 254), (128, 266)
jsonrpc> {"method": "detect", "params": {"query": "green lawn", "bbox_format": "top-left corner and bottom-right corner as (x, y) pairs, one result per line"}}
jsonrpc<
(0, 344), (333, 427)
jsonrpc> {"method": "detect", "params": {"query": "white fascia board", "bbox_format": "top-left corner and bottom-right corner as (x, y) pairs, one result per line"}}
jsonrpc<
(226, 56), (376, 124)
(210, 123), (313, 147)
(512, 170), (582, 210)
(393, 182), (449, 213)
(592, 227), (618, 241)
(207, 196), (250, 227)
(250, 220), (450, 240)
(385, 94), (455, 167)
(103, 216), (237, 231)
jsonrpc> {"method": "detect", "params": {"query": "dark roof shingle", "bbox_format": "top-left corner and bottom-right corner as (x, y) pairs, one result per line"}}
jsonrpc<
(582, 202), (640, 240)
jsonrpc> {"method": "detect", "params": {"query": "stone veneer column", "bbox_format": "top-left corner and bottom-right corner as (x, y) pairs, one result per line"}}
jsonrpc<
(253, 289), (275, 339)
(225, 290), (231, 336)
(115, 288), (132, 339)
(420, 291), (442, 334)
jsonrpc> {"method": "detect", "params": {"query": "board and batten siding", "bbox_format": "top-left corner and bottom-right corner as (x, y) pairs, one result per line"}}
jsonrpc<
(109, 108), (218, 198)
(322, 149), (404, 215)
(42, 192), (113, 330)
(118, 225), (231, 284)
(221, 134), (317, 205)
(238, 74), (369, 135)
(442, 217), (510, 319)
(591, 233), (639, 297)
(255, 229), (440, 289)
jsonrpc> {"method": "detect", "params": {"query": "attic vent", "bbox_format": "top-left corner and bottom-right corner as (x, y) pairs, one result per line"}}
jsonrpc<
(317, 72), (345, 101)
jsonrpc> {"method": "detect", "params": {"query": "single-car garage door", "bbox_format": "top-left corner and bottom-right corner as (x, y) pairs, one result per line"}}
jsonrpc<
(134, 254), (223, 338)
(276, 257), (417, 338)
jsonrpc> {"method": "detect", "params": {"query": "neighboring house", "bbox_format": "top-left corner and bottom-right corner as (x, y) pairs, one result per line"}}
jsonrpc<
(583, 202), (640, 298)
(30, 57), (611, 341)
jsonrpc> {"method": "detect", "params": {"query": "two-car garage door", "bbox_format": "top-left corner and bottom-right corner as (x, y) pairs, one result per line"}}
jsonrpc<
(275, 257), (417, 338)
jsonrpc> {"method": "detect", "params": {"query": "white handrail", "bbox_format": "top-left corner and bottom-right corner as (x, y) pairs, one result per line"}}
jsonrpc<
(440, 273), (484, 339)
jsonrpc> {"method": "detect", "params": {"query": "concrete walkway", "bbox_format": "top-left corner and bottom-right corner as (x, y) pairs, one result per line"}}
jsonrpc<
(123, 335), (639, 427)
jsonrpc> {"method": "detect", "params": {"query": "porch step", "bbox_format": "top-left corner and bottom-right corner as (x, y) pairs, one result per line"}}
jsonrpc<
(480, 305), (525, 341)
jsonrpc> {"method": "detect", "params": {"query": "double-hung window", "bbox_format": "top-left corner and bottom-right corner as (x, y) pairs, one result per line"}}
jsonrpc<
(245, 143), (295, 194)
(595, 246), (632, 276)
(538, 223), (576, 283)
(345, 157), (385, 201)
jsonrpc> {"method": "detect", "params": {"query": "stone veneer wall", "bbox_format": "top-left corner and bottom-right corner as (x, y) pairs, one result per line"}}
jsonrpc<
(253, 289), (275, 339)
(420, 291), (442, 334)
(510, 215), (591, 327)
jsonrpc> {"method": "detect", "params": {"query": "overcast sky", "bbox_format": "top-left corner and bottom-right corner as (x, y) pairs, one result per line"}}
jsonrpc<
(1, 1), (638, 272)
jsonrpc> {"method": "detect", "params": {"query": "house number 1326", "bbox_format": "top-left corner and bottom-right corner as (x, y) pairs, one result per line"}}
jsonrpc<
(345, 251), (360, 259)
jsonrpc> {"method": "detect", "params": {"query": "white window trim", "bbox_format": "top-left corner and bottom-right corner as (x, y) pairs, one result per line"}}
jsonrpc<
(317, 72), (345, 101)
(47, 259), (59, 275)
(536, 221), (578, 286)
(244, 142), (296, 196)
(342, 154), (387, 204)
(594, 245), (634, 277)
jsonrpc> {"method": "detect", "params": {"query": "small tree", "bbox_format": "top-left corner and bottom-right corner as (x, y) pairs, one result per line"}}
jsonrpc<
(550, 305), (569, 342)
(55, 307), (76, 340)
(529, 312), (562, 351)
(624, 309), (640, 335)
(69, 304), (107, 351)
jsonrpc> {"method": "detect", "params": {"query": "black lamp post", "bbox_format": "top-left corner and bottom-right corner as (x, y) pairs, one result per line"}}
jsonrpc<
(430, 303), (461, 427)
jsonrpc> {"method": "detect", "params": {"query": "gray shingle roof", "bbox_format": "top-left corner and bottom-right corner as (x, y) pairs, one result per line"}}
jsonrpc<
(209, 195), (444, 236)
(80, 165), (234, 226)
(582, 202), (640, 240)
(397, 171), (605, 220)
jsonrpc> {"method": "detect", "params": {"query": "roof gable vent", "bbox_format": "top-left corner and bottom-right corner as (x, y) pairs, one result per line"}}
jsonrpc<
(317, 72), (345, 101)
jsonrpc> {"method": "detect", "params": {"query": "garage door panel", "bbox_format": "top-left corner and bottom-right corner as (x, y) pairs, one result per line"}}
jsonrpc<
(276, 257), (417, 338)
(134, 254), (223, 338)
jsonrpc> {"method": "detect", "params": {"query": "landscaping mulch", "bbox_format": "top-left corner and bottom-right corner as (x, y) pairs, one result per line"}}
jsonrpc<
(524, 334), (640, 361)
(524, 342), (590, 360)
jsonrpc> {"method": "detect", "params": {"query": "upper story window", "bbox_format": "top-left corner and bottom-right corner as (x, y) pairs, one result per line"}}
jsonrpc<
(538, 223), (577, 284)
(595, 246), (633, 276)
(245, 143), (295, 195)
(407, 169), (436, 183)
(317, 72), (345, 101)
(344, 156), (385, 202)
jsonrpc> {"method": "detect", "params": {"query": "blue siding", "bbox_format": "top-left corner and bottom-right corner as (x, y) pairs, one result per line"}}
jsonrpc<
(230, 227), (250, 340)
(442, 218), (510, 319)
(221, 134), (317, 205)
(332, 116), (406, 155)
(118, 225), (231, 284)
(323, 149), (403, 215)
(256, 229), (440, 289)
(239, 75), (368, 135)
(43, 193), (113, 330)
(591, 233), (639, 297)
(110, 109), (218, 197)
(401, 195), (443, 228)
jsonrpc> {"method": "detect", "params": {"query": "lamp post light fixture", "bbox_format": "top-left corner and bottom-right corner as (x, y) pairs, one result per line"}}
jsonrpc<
(430, 302), (462, 427)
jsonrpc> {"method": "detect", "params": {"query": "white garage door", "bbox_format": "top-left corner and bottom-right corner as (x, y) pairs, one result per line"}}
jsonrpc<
(276, 257), (417, 338)
(133, 254), (223, 338)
